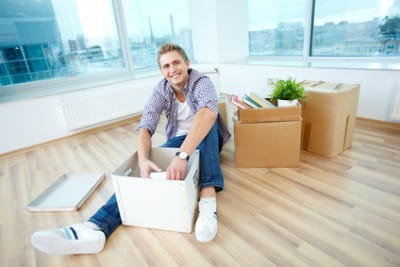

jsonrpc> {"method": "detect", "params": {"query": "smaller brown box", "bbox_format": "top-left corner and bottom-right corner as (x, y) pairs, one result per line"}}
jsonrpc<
(234, 105), (302, 168)
(238, 105), (302, 123)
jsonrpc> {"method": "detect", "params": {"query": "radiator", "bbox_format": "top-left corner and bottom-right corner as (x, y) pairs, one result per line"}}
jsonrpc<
(58, 68), (218, 130)
(59, 88), (147, 130)
(390, 82), (400, 121)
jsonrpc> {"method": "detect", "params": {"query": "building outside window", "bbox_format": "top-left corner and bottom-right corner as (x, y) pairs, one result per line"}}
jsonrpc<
(121, 0), (193, 71)
(312, 0), (400, 56)
(248, 0), (400, 57)
(0, 0), (124, 87)
(248, 0), (307, 56)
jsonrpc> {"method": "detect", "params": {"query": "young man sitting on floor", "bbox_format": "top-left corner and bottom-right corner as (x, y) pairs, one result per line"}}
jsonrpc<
(31, 43), (230, 255)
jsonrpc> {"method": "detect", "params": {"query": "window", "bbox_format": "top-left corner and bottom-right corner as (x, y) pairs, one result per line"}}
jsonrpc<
(248, 0), (400, 58)
(0, 0), (194, 101)
(121, 0), (193, 71)
(0, 0), (124, 87)
(248, 0), (307, 56)
(312, 0), (400, 56)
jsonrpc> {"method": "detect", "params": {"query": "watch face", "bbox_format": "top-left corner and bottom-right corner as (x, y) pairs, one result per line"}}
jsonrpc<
(179, 152), (188, 159)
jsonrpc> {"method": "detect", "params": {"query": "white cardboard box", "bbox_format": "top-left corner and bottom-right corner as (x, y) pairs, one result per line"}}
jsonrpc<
(112, 147), (199, 233)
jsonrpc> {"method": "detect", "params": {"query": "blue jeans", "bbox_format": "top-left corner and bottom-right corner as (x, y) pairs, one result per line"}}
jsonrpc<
(89, 122), (224, 238)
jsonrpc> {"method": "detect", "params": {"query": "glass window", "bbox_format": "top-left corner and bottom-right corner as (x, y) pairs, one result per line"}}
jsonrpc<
(0, 0), (124, 86)
(248, 0), (307, 56)
(121, 0), (193, 71)
(312, 0), (400, 56)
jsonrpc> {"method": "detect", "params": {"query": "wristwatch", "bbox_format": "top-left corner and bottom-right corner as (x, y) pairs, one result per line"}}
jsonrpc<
(176, 151), (189, 161)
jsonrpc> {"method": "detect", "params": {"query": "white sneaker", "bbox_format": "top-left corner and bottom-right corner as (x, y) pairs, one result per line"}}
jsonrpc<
(195, 198), (218, 243)
(31, 222), (106, 255)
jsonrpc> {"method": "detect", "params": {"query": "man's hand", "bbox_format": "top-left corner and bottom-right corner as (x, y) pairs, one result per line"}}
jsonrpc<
(166, 157), (187, 180)
(139, 159), (162, 178)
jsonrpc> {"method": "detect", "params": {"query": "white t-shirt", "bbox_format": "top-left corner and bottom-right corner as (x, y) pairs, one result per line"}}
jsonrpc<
(175, 99), (195, 137)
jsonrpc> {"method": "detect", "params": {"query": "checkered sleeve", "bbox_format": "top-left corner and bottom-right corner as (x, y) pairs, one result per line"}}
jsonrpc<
(136, 88), (165, 136)
(193, 76), (218, 114)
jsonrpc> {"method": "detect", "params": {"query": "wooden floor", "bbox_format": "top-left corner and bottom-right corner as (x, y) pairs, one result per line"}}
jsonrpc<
(1, 118), (400, 267)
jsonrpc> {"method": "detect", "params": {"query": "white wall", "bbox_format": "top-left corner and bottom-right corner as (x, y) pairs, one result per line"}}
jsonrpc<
(219, 63), (400, 122)
(0, 77), (159, 154)
(0, 68), (220, 154)
(190, 0), (218, 63)
(0, 96), (66, 153)
(190, 0), (248, 63)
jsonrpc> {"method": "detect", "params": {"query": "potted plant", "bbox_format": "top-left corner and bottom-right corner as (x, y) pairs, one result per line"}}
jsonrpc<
(270, 77), (306, 107)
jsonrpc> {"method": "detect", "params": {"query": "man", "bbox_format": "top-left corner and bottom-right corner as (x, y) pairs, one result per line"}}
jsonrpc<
(31, 43), (230, 255)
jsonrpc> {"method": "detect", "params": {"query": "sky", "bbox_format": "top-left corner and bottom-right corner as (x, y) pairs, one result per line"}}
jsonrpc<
(121, 0), (190, 38)
(51, 0), (118, 40)
(248, 0), (399, 30)
(50, 0), (191, 40)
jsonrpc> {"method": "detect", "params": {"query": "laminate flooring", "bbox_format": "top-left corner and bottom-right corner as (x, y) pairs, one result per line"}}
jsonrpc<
(1, 118), (399, 267)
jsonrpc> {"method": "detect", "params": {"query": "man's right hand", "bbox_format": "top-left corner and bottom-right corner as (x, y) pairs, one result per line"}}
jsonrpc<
(139, 159), (162, 178)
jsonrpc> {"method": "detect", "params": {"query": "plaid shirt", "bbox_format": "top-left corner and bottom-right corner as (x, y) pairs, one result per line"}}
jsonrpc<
(137, 69), (231, 144)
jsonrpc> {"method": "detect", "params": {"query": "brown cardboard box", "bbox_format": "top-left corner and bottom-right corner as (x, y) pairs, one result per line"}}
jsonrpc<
(238, 105), (302, 123)
(301, 81), (360, 158)
(234, 105), (302, 168)
(218, 102), (227, 124)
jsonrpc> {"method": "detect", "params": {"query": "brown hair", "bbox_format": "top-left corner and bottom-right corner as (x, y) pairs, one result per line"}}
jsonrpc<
(157, 43), (189, 67)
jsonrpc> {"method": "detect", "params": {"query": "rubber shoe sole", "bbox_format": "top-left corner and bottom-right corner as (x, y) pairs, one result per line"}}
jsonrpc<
(195, 223), (218, 243)
(31, 230), (105, 255)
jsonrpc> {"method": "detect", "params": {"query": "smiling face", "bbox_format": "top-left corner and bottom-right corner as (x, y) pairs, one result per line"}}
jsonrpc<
(159, 50), (190, 92)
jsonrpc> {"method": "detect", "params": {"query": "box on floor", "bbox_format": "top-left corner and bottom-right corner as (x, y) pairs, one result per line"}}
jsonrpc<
(112, 147), (199, 233)
(234, 105), (302, 168)
(301, 81), (360, 158)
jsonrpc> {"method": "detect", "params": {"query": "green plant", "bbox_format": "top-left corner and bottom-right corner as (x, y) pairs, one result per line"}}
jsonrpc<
(270, 78), (306, 101)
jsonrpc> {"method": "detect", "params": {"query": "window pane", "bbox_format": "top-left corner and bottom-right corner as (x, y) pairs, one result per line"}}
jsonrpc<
(312, 0), (400, 56)
(0, 0), (124, 86)
(121, 0), (193, 71)
(248, 0), (307, 56)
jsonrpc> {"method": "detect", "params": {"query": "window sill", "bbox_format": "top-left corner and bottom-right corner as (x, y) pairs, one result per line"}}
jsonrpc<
(226, 57), (400, 71)
(0, 69), (165, 103)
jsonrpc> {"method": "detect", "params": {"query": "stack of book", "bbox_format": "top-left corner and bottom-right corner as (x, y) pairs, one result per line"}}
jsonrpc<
(230, 92), (275, 110)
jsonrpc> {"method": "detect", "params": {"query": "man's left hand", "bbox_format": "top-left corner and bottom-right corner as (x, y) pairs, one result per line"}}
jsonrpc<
(166, 157), (187, 180)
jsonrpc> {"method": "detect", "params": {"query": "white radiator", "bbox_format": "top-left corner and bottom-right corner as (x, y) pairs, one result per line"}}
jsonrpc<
(58, 68), (217, 130)
(59, 88), (147, 130)
(389, 82), (400, 121)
